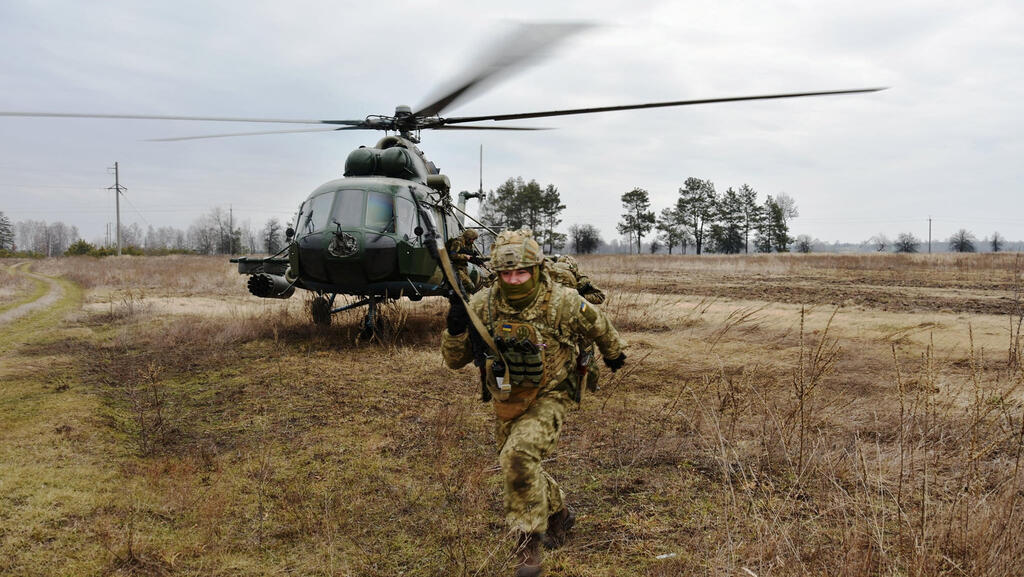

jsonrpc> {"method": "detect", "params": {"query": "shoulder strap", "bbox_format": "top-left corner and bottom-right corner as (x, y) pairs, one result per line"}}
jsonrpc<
(435, 239), (510, 380)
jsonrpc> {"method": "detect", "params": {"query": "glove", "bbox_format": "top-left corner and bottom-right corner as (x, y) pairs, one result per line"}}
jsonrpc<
(446, 293), (469, 335)
(603, 353), (626, 372)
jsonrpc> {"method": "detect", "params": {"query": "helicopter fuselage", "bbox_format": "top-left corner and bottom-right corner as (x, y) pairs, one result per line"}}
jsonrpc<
(233, 135), (482, 303)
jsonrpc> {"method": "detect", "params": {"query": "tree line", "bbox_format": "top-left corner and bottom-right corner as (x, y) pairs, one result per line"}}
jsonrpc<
(0, 208), (287, 257)
(867, 229), (1010, 253)
(2, 184), (1016, 258)
(476, 176), (796, 256)
(614, 178), (798, 255)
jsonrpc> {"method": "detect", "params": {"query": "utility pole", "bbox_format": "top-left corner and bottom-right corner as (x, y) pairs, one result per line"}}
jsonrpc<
(229, 204), (234, 255)
(928, 216), (932, 254)
(107, 162), (126, 256)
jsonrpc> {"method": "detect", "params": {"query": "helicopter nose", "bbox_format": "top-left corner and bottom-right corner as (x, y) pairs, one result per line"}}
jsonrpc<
(329, 230), (359, 258)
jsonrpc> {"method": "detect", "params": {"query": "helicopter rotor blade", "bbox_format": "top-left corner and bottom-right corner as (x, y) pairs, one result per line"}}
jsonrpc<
(432, 125), (548, 131)
(0, 110), (366, 125)
(147, 126), (368, 142)
(412, 21), (593, 119)
(440, 87), (887, 124)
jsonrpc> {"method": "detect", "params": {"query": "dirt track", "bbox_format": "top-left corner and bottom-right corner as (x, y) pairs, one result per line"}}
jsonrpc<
(0, 263), (64, 326)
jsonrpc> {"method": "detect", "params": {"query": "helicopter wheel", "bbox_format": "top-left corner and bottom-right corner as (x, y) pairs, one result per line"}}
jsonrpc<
(310, 294), (333, 326)
(358, 297), (395, 344)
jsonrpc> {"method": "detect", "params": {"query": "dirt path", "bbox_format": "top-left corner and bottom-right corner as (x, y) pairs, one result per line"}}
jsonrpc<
(0, 262), (65, 326)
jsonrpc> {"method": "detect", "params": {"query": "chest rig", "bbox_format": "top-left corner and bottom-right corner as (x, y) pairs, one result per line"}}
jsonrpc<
(482, 278), (578, 419)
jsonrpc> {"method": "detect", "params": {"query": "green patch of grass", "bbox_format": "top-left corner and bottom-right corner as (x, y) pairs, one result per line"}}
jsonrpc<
(0, 276), (82, 355)
(0, 264), (48, 314)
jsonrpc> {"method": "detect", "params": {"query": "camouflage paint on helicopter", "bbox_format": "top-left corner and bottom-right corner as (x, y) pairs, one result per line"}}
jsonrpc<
(233, 134), (484, 327)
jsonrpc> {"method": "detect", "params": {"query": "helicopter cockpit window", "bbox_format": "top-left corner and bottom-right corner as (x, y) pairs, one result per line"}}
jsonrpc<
(394, 192), (419, 243)
(302, 192), (334, 234)
(329, 189), (365, 229)
(365, 191), (395, 233)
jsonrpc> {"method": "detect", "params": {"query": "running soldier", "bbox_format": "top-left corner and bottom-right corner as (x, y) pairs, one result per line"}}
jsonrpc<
(441, 229), (626, 577)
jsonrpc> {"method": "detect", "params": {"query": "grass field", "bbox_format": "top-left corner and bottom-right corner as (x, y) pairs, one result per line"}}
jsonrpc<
(1, 253), (1022, 576)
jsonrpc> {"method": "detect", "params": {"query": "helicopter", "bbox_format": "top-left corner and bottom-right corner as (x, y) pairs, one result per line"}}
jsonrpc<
(0, 23), (884, 340)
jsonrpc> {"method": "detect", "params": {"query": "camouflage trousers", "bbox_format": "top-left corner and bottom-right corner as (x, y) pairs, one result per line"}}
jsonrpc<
(495, 388), (573, 534)
(456, 268), (476, 294)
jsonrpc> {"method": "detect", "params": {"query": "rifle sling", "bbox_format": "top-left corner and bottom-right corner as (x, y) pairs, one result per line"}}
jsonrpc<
(435, 238), (511, 383)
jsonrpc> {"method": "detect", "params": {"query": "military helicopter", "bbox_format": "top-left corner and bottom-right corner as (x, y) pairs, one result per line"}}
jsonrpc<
(0, 23), (883, 339)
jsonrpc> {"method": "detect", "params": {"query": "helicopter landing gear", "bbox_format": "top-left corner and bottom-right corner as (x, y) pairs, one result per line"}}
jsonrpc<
(308, 293), (397, 343)
(310, 293), (335, 326)
(358, 297), (394, 344)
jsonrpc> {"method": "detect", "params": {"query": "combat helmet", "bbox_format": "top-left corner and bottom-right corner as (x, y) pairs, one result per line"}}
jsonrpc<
(462, 228), (479, 242)
(490, 229), (544, 271)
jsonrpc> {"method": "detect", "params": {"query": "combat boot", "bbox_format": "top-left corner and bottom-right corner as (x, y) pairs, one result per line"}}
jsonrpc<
(514, 531), (544, 577)
(543, 506), (576, 549)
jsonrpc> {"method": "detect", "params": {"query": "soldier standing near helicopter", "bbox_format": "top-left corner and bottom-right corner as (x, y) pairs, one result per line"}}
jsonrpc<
(441, 229), (626, 577)
(447, 228), (485, 293)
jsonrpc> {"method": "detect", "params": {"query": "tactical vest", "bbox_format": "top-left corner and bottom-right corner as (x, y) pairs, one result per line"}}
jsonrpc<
(482, 275), (579, 420)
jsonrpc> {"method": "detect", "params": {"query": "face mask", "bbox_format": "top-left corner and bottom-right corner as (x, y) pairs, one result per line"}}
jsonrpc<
(499, 266), (540, 308)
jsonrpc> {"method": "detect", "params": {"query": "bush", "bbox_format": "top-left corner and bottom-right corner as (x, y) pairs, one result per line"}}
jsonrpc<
(65, 239), (95, 256)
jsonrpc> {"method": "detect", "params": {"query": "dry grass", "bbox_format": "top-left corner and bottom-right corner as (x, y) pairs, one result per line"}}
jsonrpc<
(0, 260), (40, 309)
(3, 252), (1024, 575)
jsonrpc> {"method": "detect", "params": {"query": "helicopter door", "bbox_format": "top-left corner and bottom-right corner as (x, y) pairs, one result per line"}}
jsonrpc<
(395, 189), (436, 278)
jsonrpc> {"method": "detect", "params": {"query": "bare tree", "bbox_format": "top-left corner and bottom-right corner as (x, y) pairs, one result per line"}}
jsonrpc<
(868, 234), (889, 252)
(47, 222), (78, 255)
(991, 231), (1005, 253)
(949, 229), (976, 253)
(774, 191), (800, 222)
(795, 234), (814, 253)
(261, 218), (284, 254)
(894, 232), (921, 253)
(568, 224), (602, 254)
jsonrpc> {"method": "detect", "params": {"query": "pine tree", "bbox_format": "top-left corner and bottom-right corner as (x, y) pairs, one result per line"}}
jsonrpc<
(480, 177), (566, 250)
(0, 211), (14, 251)
(616, 188), (655, 254)
(709, 187), (745, 253)
(656, 206), (690, 254)
(737, 184), (763, 253)
(676, 177), (717, 255)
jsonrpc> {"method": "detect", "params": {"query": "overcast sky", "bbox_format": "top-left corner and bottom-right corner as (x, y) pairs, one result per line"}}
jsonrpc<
(1, 0), (1021, 247)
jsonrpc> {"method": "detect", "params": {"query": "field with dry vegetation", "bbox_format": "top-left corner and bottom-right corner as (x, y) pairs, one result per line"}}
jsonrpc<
(2, 252), (1023, 576)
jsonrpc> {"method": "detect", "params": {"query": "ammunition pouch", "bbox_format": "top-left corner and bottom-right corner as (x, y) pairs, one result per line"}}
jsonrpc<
(487, 323), (546, 421)
(495, 336), (544, 385)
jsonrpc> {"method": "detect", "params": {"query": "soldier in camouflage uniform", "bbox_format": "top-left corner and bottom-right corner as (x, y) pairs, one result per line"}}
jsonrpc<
(546, 254), (606, 305)
(545, 254), (608, 393)
(446, 228), (484, 293)
(442, 229), (626, 577)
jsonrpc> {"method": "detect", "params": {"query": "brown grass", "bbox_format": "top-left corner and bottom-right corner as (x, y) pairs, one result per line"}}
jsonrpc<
(0, 260), (38, 307)
(3, 252), (1024, 576)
